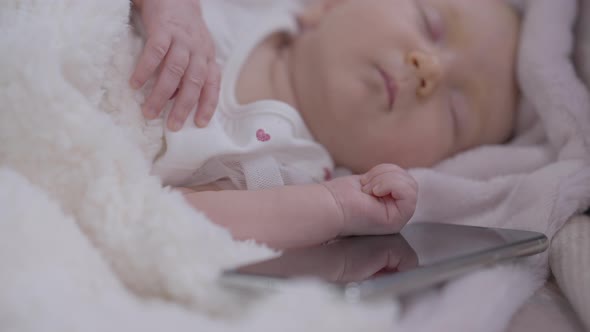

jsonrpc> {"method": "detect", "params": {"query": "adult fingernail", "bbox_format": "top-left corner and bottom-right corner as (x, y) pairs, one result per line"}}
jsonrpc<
(169, 88), (179, 100)
(171, 119), (183, 131)
(144, 107), (157, 119)
(195, 118), (206, 128)
(130, 79), (141, 89)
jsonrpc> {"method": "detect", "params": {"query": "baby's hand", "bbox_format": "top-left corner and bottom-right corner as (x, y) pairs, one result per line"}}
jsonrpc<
(324, 164), (418, 237)
(131, 0), (219, 131)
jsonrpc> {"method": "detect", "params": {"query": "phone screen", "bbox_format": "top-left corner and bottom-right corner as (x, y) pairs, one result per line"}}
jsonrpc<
(229, 223), (547, 286)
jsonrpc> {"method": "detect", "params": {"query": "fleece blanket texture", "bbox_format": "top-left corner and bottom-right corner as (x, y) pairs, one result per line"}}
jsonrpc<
(0, 0), (589, 331)
(546, 1), (590, 330)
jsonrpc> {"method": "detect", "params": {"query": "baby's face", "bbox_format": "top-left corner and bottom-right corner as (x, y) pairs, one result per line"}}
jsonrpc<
(291, 0), (520, 173)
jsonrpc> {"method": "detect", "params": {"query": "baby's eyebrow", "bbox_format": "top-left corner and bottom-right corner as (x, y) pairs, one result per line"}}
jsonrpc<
(436, 2), (466, 44)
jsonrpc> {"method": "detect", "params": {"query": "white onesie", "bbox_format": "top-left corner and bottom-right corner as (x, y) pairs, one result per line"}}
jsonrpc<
(151, 0), (334, 190)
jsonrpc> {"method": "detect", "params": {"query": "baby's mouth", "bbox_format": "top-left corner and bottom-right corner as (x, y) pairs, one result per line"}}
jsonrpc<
(377, 67), (398, 111)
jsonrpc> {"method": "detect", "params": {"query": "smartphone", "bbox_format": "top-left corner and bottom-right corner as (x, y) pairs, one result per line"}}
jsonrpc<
(220, 223), (548, 301)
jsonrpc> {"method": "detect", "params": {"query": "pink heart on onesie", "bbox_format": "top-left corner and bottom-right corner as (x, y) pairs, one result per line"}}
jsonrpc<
(256, 129), (271, 142)
(324, 168), (332, 181)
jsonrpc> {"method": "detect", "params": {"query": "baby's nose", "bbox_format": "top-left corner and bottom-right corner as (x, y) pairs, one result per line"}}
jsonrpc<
(406, 51), (442, 98)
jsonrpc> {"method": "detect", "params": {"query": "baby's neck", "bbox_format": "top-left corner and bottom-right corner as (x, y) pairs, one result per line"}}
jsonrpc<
(236, 32), (299, 110)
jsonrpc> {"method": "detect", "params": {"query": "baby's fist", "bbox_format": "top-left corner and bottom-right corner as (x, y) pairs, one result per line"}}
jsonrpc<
(324, 164), (418, 237)
(360, 164), (418, 223)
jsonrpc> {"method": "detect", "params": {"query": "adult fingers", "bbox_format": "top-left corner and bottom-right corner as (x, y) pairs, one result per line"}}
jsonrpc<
(143, 43), (190, 121)
(167, 53), (208, 130)
(194, 61), (221, 127)
(130, 33), (172, 90)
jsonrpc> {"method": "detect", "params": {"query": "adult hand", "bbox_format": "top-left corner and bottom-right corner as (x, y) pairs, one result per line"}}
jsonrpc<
(131, 0), (220, 131)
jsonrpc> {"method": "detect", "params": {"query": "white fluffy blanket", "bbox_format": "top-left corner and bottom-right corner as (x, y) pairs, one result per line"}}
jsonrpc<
(1, 0), (589, 331)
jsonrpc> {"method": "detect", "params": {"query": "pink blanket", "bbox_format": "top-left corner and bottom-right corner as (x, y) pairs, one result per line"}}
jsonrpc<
(399, 0), (590, 330)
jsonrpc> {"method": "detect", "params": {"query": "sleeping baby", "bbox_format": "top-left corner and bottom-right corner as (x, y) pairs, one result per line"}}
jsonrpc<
(130, 0), (520, 249)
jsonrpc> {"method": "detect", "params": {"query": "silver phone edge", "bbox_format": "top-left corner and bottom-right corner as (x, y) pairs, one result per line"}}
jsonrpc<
(347, 235), (548, 301)
(219, 234), (548, 302)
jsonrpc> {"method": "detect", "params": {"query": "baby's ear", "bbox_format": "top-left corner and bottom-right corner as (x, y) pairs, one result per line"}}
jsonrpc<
(298, 0), (343, 30)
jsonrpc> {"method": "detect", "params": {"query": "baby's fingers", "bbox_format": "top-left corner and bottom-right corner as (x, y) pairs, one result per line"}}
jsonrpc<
(371, 178), (416, 200)
(360, 164), (406, 186)
(131, 33), (172, 90)
(362, 172), (417, 198)
(368, 174), (417, 222)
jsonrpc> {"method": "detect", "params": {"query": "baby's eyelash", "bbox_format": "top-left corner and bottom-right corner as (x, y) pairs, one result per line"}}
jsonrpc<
(418, 4), (443, 42)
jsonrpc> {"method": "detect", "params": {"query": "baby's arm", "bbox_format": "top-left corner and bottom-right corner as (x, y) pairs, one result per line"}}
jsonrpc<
(180, 164), (418, 249)
(181, 184), (343, 249)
